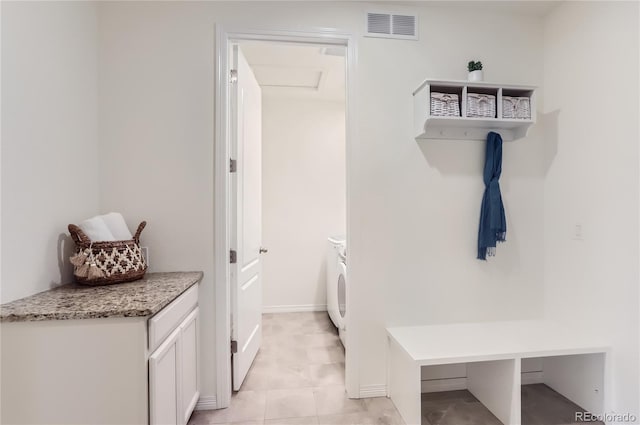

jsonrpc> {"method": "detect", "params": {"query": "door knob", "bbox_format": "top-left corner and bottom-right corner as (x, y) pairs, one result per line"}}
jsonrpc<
(259, 247), (268, 254)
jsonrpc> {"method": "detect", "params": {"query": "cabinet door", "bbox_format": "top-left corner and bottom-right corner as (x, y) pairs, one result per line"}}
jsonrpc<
(149, 327), (181, 425)
(180, 308), (200, 425)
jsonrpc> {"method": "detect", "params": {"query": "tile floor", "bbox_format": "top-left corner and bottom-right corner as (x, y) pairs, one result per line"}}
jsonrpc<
(521, 384), (604, 425)
(421, 390), (502, 425)
(421, 385), (603, 425)
(188, 312), (404, 425)
(188, 313), (599, 425)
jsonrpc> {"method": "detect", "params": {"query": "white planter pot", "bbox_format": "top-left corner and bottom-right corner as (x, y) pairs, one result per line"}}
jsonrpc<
(468, 70), (484, 82)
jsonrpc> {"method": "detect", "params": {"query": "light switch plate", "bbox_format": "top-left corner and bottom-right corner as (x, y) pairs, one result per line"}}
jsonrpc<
(572, 224), (584, 241)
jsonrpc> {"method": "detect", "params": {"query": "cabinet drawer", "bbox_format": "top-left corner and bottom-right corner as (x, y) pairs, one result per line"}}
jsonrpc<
(149, 285), (198, 352)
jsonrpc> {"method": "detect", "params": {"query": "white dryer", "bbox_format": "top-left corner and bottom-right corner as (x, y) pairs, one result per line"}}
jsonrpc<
(327, 236), (347, 345)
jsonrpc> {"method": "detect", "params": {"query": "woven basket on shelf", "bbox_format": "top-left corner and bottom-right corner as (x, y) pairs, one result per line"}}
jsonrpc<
(430, 92), (460, 117)
(68, 221), (147, 286)
(467, 93), (496, 118)
(502, 96), (531, 119)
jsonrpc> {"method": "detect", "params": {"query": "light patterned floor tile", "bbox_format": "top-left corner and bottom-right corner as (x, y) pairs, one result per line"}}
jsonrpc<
(193, 391), (267, 424)
(313, 386), (366, 416)
(309, 362), (345, 387)
(231, 421), (265, 425)
(188, 409), (221, 425)
(318, 410), (404, 425)
(265, 388), (317, 420)
(304, 332), (341, 348)
(190, 313), (356, 425)
(317, 412), (375, 425)
(264, 416), (319, 425)
(257, 344), (311, 367)
(307, 345), (345, 365)
(362, 397), (397, 415)
(272, 363), (313, 389)
(240, 361), (274, 391)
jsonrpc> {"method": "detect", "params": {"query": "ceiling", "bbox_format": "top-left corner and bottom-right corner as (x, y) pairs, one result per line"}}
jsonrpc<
(389, 1), (560, 17)
(239, 41), (346, 102)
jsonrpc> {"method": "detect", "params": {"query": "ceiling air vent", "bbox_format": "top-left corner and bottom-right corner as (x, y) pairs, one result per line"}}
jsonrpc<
(366, 12), (418, 40)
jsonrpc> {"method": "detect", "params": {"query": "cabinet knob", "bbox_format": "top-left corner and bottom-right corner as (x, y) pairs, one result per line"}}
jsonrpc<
(259, 247), (268, 254)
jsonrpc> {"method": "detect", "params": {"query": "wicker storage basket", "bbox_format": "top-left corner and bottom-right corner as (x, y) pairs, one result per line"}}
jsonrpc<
(68, 221), (147, 286)
(430, 92), (460, 117)
(502, 96), (531, 119)
(467, 93), (496, 118)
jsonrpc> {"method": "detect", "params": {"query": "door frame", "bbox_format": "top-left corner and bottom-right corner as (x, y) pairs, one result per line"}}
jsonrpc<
(214, 25), (358, 408)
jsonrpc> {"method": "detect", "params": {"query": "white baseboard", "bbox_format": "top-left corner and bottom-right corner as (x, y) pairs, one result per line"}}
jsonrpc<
(359, 384), (387, 398)
(521, 371), (544, 385)
(263, 304), (327, 314)
(421, 378), (467, 393)
(194, 396), (217, 411)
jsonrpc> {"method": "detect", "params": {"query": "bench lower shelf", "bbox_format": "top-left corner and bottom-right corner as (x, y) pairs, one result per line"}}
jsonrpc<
(386, 320), (609, 425)
(421, 384), (602, 425)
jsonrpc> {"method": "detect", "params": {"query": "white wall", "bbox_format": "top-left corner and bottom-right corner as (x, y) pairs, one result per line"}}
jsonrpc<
(5, 2), (637, 416)
(96, 1), (218, 400)
(96, 1), (547, 400)
(261, 96), (346, 311)
(354, 6), (547, 392)
(542, 2), (639, 420)
(1, 1), (100, 303)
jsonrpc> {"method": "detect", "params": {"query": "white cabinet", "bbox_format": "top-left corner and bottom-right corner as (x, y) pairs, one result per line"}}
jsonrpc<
(0, 273), (202, 425)
(149, 287), (200, 425)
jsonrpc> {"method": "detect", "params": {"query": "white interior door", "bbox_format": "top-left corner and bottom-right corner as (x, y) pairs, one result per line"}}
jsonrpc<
(230, 44), (263, 391)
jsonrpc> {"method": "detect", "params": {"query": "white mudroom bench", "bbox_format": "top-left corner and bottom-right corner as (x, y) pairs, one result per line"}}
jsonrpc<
(386, 320), (609, 425)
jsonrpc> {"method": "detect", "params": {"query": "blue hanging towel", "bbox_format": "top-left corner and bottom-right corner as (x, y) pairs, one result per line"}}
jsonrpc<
(477, 131), (506, 260)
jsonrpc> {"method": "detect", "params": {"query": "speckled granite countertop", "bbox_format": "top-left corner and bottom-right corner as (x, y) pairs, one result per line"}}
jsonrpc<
(0, 271), (203, 322)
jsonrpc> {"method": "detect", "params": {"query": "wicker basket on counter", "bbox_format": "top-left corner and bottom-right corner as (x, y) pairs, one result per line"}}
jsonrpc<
(502, 96), (531, 119)
(430, 92), (460, 117)
(68, 221), (147, 286)
(467, 93), (496, 118)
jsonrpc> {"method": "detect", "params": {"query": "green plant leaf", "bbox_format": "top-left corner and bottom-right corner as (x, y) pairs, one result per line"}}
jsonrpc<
(468, 60), (483, 72)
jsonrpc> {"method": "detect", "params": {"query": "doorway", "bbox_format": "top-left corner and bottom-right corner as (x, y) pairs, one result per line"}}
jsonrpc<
(213, 27), (358, 410)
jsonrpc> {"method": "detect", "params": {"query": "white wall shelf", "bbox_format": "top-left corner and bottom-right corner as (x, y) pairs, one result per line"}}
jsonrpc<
(413, 79), (537, 142)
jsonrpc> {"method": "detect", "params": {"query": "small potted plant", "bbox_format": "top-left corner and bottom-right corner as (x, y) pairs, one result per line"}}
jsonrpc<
(468, 61), (483, 82)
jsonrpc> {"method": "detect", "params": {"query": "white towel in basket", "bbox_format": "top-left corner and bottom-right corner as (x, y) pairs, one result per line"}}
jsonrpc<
(100, 212), (133, 240)
(79, 216), (116, 242)
(78, 212), (133, 241)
